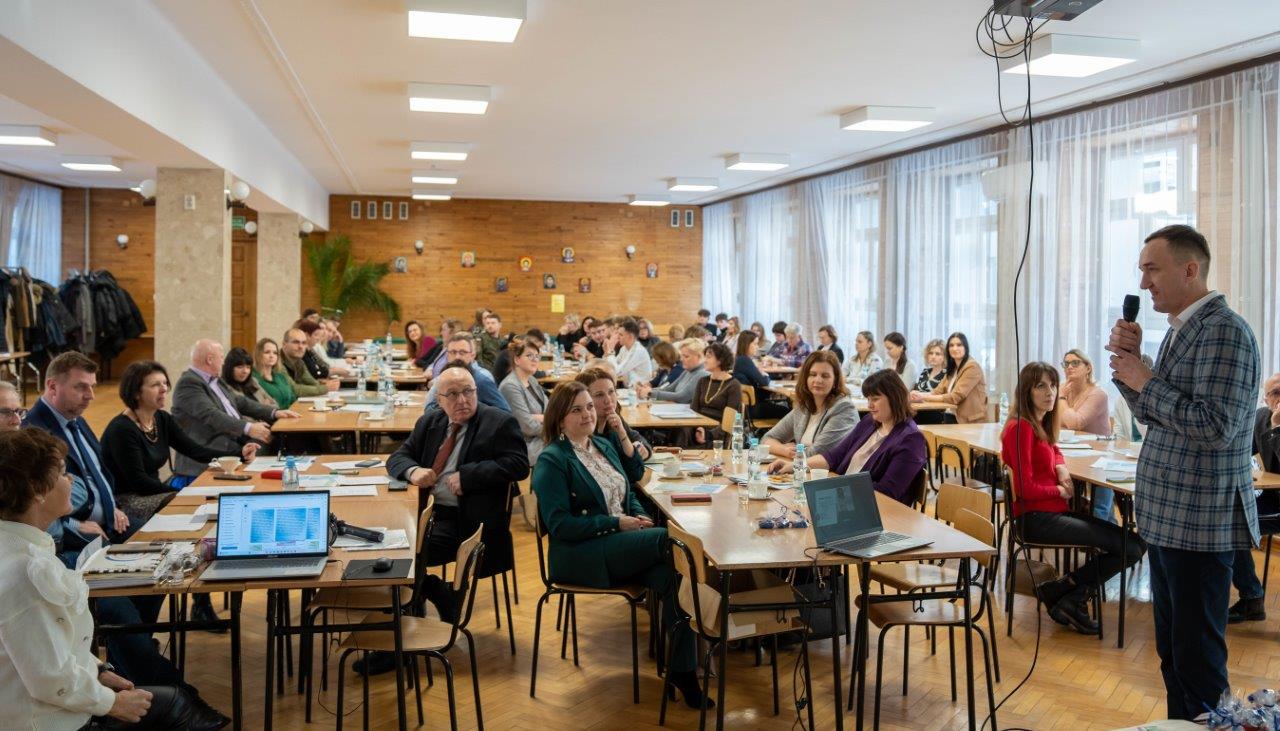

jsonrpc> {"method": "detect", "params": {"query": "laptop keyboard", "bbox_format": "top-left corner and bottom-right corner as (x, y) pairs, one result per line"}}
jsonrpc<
(216, 557), (323, 571)
(829, 532), (914, 553)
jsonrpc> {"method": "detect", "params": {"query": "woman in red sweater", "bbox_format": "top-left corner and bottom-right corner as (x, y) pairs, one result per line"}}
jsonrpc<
(1001, 362), (1144, 635)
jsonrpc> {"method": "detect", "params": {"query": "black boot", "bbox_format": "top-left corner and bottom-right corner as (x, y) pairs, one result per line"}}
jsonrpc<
(1034, 577), (1073, 620)
(422, 575), (459, 624)
(352, 651), (412, 677)
(667, 670), (715, 709)
(1228, 596), (1267, 624)
(1047, 586), (1100, 635)
(190, 594), (226, 634)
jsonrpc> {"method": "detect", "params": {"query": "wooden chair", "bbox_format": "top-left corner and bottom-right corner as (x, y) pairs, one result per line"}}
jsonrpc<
(859, 508), (1000, 729)
(934, 436), (1004, 531)
(335, 524), (487, 731)
(740, 384), (780, 431)
(660, 522), (810, 728)
(481, 483), (519, 655)
(527, 491), (649, 703)
(719, 406), (737, 436)
(300, 497), (435, 722)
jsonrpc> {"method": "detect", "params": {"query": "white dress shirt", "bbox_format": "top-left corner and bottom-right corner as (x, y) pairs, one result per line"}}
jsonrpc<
(1165, 290), (1218, 346)
(0, 520), (115, 729)
(609, 341), (654, 385)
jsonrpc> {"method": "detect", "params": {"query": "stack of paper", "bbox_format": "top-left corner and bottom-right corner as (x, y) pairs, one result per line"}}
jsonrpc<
(649, 404), (700, 419)
(323, 459), (385, 470)
(328, 485), (380, 497)
(246, 456), (317, 472)
(183, 483), (255, 496)
(138, 513), (208, 533)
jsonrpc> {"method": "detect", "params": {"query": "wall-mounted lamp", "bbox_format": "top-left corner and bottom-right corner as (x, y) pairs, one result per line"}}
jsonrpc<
(244, 220), (258, 236)
(414, 240), (425, 255)
(139, 178), (156, 207)
(226, 180), (250, 209)
(625, 244), (636, 260)
(299, 220), (314, 237)
(116, 234), (129, 249)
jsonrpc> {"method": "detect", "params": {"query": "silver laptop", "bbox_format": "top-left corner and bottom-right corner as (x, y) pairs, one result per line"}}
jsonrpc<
(201, 491), (331, 581)
(804, 474), (932, 559)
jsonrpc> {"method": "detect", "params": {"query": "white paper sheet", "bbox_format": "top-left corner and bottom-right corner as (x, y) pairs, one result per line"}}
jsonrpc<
(328, 485), (380, 497)
(649, 404), (700, 419)
(337, 476), (391, 486)
(194, 503), (219, 518)
(183, 484), (255, 496)
(340, 404), (388, 413)
(139, 513), (208, 533)
(323, 459), (386, 471)
(298, 475), (338, 489)
(245, 456), (316, 472)
(1091, 457), (1137, 473)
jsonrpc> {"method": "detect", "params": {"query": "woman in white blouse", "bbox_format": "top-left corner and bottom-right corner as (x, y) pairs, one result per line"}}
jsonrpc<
(882, 332), (919, 388)
(843, 330), (884, 395)
(0, 428), (205, 729)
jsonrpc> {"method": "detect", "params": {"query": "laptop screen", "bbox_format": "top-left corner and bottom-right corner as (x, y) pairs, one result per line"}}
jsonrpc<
(805, 474), (883, 544)
(216, 491), (330, 559)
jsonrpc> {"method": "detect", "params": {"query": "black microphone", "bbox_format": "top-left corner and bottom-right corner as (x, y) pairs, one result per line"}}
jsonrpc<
(1122, 294), (1140, 323)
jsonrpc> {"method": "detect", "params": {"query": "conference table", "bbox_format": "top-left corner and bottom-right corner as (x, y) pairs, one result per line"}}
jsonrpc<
(93, 457), (419, 730)
(270, 392), (428, 452)
(762, 380), (951, 413)
(643, 460), (995, 730)
(918, 422), (1280, 647)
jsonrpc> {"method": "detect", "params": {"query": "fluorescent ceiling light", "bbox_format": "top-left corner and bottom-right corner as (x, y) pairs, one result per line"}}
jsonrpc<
(407, 0), (524, 43)
(1003, 34), (1139, 78)
(725, 153), (789, 172)
(412, 190), (453, 201)
(408, 82), (490, 114)
(61, 156), (121, 172)
(667, 177), (719, 192)
(840, 106), (935, 132)
(411, 141), (471, 161)
(0, 125), (56, 146)
(412, 171), (459, 185)
(628, 194), (670, 207)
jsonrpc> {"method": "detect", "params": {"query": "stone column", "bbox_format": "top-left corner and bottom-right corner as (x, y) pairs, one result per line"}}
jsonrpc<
(256, 212), (301, 344)
(153, 168), (231, 373)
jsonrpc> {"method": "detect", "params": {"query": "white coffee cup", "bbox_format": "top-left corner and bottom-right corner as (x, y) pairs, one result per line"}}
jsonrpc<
(748, 479), (768, 500)
(218, 456), (240, 473)
(1059, 429), (1076, 442)
(810, 468), (830, 481)
(661, 461), (681, 478)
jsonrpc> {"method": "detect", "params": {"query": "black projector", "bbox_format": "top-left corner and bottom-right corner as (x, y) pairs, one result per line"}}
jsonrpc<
(992, 0), (1107, 21)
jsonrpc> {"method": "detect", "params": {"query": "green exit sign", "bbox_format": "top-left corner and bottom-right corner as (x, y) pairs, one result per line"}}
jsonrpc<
(232, 216), (246, 231)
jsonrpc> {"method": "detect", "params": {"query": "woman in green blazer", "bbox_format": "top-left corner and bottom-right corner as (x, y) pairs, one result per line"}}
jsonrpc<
(533, 381), (709, 709)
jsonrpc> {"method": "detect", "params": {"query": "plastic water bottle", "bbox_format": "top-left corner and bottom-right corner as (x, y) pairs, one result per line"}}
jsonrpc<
(384, 329), (394, 359)
(356, 361), (367, 394)
(730, 411), (745, 466)
(998, 392), (1010, 423)
(282, 456), (299, 492)
(793, 443), (809, 503)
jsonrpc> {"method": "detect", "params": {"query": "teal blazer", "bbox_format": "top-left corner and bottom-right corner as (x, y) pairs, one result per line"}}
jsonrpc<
(533, 432), (649, 587)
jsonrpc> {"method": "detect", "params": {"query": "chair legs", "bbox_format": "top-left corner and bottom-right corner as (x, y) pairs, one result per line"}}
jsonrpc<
(629, 601), (640, 704)
(529, 592), (551, 697)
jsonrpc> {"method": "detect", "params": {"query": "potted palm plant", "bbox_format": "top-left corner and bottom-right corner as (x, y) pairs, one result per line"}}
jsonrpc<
(305, 234), (401, 326)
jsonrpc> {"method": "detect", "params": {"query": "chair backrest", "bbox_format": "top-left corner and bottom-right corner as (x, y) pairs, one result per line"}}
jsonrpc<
(935, 437), (970, 475)
(740, 385), (758, 408)
(920, 429), (937, 462)
(936, 481), (992, 525)
(667, 522), (718, 637)
(720, 406), (738, 434)
(905, 468), (928, 512)
(451, 524), (487, 630)
(526, 491), (553, 586)
(414, 495), (436, 555)
(952, 507), (996, 571)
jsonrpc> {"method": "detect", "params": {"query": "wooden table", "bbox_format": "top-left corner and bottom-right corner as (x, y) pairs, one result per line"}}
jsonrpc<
(537, 365), (584, 386)
(338, 369), (428, 387)
(643, 463), (994, 730)
(761, 364), (799, 377)
(762, 383), (950, 413)
(0, 350), (34, 400)
(620, 403), (717, 429)
(270, 395), (427, 451)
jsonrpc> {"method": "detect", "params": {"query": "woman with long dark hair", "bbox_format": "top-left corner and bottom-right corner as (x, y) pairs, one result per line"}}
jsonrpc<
(910, 332), (989, 423)
(882, 332), (918, 388)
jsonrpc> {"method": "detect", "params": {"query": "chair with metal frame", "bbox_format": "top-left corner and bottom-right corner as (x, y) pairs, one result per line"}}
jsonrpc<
(740, 384), (781, 431)
(334, 523), (487, 731)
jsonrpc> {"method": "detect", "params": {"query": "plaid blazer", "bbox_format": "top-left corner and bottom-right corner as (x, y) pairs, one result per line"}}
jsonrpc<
(1115, 294), (1260, 552)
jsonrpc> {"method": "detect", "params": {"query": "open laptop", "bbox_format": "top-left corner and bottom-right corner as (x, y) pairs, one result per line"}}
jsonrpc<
(200, 491), (331, 581)
(804, 474), (932, 559)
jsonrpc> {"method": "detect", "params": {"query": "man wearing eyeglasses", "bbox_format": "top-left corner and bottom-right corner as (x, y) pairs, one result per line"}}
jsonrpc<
(367, 365), (528, 676)
(0, 382), (25, 431)
(1227, 372), (1280, 625)
(422, 333), (510, 414)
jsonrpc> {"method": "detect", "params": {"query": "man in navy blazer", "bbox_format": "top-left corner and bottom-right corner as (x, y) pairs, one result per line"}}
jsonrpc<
(22, 351), (129, 555)
(1108, 225), (1260, 720)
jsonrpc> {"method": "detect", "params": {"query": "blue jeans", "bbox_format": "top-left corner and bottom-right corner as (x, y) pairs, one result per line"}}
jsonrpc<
(1147, 544), (1233, 720)
(1091, 486), (1115, 523)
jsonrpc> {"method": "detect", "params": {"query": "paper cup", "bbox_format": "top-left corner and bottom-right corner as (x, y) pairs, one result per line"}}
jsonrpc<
(218, 456), (240, 473)
(810, 468), (830, 481)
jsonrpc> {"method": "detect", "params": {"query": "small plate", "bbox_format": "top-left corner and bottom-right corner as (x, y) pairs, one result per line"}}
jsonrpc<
(363, 415), (387, 422)
(657, 474), (685, 481)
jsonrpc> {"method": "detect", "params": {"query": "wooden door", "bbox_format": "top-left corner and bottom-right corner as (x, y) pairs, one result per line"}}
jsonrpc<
(231, 232), (257, 352)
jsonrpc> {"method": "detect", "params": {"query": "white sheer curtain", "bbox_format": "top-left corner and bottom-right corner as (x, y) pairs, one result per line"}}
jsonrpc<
(3, 174), (62, 283)
(703, 58), (1280, 397)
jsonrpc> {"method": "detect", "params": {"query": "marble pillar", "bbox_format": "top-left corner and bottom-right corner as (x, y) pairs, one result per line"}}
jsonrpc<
(256, 212), (301, 343)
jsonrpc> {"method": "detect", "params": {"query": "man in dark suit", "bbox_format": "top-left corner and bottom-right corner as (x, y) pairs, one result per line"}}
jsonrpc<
(1227, 371), (1280, 623)
(171, 339), (297, 480)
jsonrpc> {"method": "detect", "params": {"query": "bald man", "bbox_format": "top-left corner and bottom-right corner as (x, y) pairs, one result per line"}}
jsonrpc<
(171, 339), (287, 479)
(1228, 372), (1280, 623)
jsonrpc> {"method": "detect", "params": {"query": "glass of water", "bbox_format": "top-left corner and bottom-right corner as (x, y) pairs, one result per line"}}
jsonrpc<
(712, 439), (724, 464)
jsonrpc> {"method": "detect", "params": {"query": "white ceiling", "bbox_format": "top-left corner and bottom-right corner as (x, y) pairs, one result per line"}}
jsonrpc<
(5, 0), (1280, 208)
(0, 94), (157, 188)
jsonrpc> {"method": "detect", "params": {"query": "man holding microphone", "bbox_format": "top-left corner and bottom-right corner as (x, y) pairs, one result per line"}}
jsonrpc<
(1107, 224), (1260, 720)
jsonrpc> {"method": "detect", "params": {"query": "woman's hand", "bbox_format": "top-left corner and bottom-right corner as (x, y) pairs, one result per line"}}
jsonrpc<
(908, 390), (924, 403)
(767, 459), (793, 475)
(604, 413), (626, 437)
(693, 427), (706, 445)
(108, 688), (153, 723)
(619, 515), (651, 532)
(779, 443), (797, 459)
(533, 414), (545, 424)
(1055, 466), (1074, 499)
(635, 383), (652, 399)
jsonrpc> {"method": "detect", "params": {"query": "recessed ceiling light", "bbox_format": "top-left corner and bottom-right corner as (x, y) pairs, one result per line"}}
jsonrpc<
(408, 83), (490, 114)
(628, 194), (670, 207)
(667, 177), (719, 192)
(0, 125), (57, 146)
(840, 106), (935, 132)
(61, 155), (121, 172)
(406, 0), (525, 43)
(725, 153), (789, 172)
(412, 190), (453, 201)
(412, 171), (459, 185)
(411, 141), (471, 161)
(1002, 34), (1139, 78)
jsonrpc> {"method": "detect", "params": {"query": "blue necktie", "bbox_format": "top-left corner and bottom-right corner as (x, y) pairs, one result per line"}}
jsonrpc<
(65, 420), (116, 521)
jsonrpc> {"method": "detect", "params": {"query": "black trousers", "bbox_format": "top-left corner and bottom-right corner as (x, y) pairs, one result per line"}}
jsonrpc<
(83, 685), (197, 730)
(1148, 545), (1232, 720)
(1014, 511), (1145, 588)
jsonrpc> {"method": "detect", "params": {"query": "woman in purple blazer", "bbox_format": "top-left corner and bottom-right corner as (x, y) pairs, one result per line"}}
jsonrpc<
(770, 369), (926, 503)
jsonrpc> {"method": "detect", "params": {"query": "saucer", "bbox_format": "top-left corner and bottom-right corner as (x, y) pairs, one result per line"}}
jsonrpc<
(657, 474), (684, 481)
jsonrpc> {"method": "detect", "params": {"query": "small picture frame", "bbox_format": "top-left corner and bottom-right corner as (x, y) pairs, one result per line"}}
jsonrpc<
(578, 277), (591, 293)
(518, 256), (532, 272)
(495, 277), (508, 293)
(646, 262), (659, 279)
(543, 273), (557, 289)
(383, 201), (393, 220)
(366, 201), (378, 219)
(350, 200), (362, 219)
(670, 209), (681, 228)
(561, 246), (575, 264)
(685, 209), (695, 228)
(461, 251), (476, 268)
(398, 202), (409, 220)
(393, 256), (408, 273)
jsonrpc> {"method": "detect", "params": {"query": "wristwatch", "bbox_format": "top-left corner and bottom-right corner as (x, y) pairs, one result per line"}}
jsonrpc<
(97, 662), (115, 676)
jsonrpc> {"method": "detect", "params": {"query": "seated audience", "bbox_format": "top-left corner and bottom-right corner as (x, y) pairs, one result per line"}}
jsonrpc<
(911, 332), (989, 423)
(492, 328), (544, 385)
(772, 323), (812, 368)
(1228, 372), (1280, 624)
(772, 370), (926, 504)
(683, 324), (713, 344)
(293, 319), (334, 380)
(222, 346), (274, 408)
(426, 319), (462, 375)
(423, 334), (511, 413)
(1001, 362), (1144, 635)
(750, 321), (767, 343)
(251, 338), (299, 409)
(883, 332), (918, 388)
(323, 317), (346, 359)
(718, 315), (740, 344)
(733, 331), (790, 421)
(575, 368), (653, 461)
(281, 328), (339, 397)
(575, 317), (608, 360)
(637, 318), (660, 349)
(666, 323), (685, 342)
(762, 350), (858, 458)
(649, 340), (683, 388)
(690, 342), (742, 444)
(914, 338), (947, 393)
(607, 319), (654, 386)
(635, 338), (706, 404)
(0, 429), (226, 730)
(585, 358), (618, 381)
(555, 313), (584, 352)
(766, 321), (788, 358)
(470, 308), (492, 337)
(815, 324), (845, 365)
(1058, 348), (1114, 521)
(301, 307), (321, 323)
(405, 320), (436, 371)
(310, 322), (351, 376)
(532, 382), (707, 708)
(713, 313), (730, 339)
(499, 336), (549, 463)
(477, 311), (509, 369)
(694, 308), (718, 339)
(0, 382), (23, 428)
(843, 330), (884, 394)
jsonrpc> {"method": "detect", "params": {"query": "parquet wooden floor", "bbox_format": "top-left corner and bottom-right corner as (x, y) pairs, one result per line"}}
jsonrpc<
(50, 386), (1280, 730)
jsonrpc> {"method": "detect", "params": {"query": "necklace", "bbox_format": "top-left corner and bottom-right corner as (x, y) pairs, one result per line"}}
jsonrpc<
(130, 409), (159, 444)
(703, 375), (730, 403)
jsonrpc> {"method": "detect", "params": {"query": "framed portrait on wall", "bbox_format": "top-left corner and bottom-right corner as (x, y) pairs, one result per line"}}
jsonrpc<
(561, 247), (575, 263)
(366, 201), (378, 219)
(543, 273), (557, 289)
(350, 200), (361, 219)
(519, 256), (532, 272)
(495, 277), (508, 293)
(383, 201), (393, 220)
(461, 250), (476, 268)
(398, 202), (409, 220)
(393, 256), (408, 273)
(578, 277), (591, 293)
(646, 262), (659, 278)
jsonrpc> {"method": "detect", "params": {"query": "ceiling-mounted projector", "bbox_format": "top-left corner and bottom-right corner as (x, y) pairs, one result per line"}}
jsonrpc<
(992, 0), (1106, 21)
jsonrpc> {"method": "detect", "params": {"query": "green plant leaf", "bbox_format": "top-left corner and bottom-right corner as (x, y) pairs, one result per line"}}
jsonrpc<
(307, 234), (401, 326)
